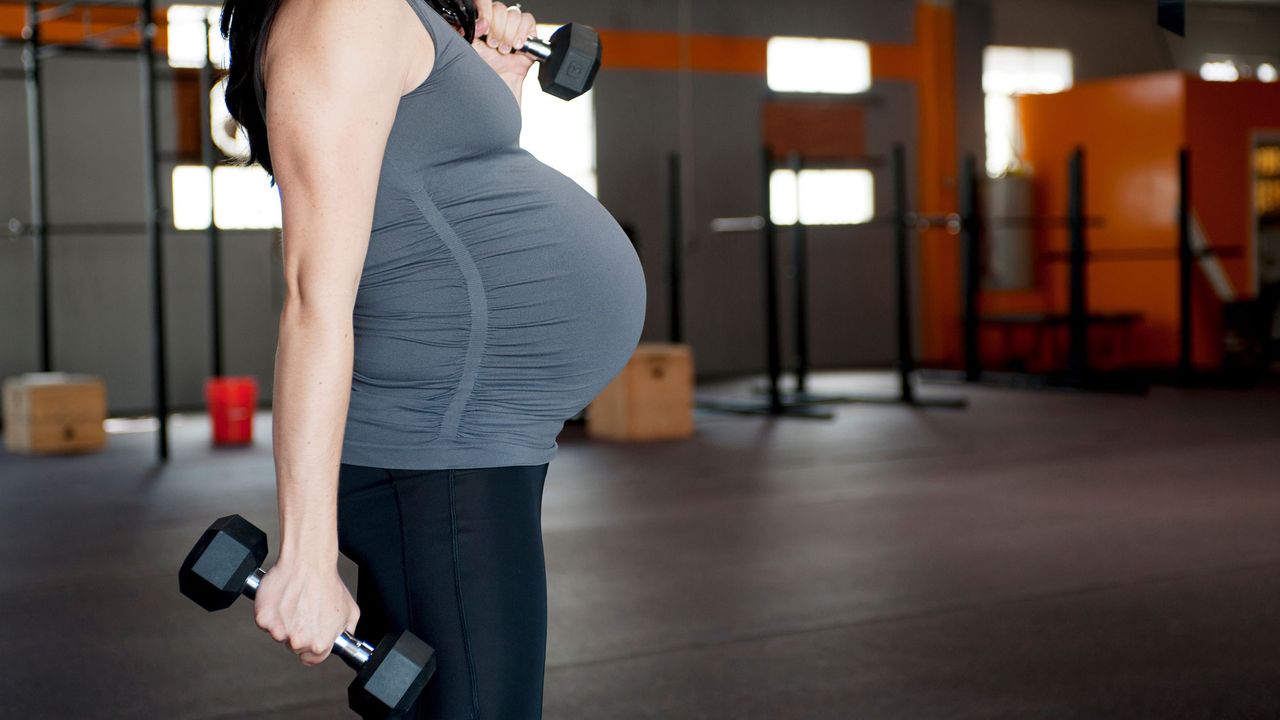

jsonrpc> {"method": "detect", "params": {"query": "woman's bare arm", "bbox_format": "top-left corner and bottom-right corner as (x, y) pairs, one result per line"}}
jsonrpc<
(253, 0), (432, 666)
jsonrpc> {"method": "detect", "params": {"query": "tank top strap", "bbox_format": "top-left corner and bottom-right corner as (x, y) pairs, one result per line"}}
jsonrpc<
(401, 0), (458, 63)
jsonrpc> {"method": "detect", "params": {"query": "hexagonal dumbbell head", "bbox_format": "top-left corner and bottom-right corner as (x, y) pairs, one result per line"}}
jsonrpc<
(349, 631), (437, 718)
(179, 514), (268, 612)
(540, 23), (603, 101)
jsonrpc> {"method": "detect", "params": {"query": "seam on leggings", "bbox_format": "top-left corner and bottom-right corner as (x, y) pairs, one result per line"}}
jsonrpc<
(391, 481), (415, 630)
(449, 469), (483, 720)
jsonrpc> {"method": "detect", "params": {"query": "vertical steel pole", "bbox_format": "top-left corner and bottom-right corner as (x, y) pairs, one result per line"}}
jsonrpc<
(23, 0), (51, 372)
(961, 155), (982, 382)
(892, 144), (916, 404)
(201, 17), (224, 378)
(789, 153), (811, 395)
(140, 0), (170, 460)
(1178, 148), (1194, 378)
(666, 152), (684, 344)
(1068, 148), (1088, 382)
(762, 147), (784, 414)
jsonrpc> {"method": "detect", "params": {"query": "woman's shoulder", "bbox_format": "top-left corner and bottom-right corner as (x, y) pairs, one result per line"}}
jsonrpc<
(266, 0), (436, 96)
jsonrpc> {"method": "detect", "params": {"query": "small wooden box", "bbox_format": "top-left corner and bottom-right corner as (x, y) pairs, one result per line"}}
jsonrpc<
(588, 343), (695, 441)
(3, 373), (107, 454)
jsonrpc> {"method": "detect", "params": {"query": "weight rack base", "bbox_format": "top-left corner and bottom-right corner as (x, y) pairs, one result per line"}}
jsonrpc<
(921, 369), (1150, 396)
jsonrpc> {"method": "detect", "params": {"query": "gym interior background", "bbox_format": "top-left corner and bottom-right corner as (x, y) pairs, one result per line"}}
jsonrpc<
(2, 0), (1279, 716)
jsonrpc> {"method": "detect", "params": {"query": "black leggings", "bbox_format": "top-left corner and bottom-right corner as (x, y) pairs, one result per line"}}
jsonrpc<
(337, 464), (549, 719)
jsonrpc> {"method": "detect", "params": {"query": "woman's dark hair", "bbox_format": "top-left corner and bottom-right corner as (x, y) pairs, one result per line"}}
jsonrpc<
(219, 0), (477, 177)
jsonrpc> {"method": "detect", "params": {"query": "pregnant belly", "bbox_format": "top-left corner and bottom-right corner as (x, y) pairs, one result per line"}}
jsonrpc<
(354, 161), (646, 435)
(464, 172), (647, 418)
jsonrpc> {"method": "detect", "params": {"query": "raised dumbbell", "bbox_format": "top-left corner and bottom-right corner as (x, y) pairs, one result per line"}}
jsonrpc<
(179, 515), (436, 719)
(508, 23), (603, 100)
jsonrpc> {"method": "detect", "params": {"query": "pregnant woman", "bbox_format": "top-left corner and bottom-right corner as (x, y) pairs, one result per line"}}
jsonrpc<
(218, 0), (645, 715)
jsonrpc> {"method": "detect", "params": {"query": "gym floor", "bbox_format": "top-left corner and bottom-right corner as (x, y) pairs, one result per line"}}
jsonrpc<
(2, 373), (1279, 719)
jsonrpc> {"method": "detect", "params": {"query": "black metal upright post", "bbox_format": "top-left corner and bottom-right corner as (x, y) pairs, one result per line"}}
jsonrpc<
(139, 0), (170, 461)
(960, 154), (983, 382)
(761, 147), (785, 414)
(1177, 147), (1194, 379)
(23, 0), (52, 372)
(693, 145), (833, 419)
(666, 152), (684, 344)
(1067, 147), (1089, 383)
(201, 18), (224, 378)
(789, 152), (811, 395)
(892, 144), (917, 404)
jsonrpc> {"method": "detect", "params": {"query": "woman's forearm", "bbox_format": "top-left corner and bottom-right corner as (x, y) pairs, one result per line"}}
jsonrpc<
(272, 299), (354, 568)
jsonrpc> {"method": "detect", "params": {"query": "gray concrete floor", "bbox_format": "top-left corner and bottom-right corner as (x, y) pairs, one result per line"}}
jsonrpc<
(1, 373), (1278, 719)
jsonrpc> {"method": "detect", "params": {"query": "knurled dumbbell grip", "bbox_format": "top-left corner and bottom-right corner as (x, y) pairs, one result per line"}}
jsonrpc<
(478, 34), (552, 62)
(241, 568), (376, 672)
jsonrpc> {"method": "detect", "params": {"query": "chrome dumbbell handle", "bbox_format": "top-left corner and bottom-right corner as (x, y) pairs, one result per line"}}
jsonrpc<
(242, 568), (376, 671)
(521, 37), (552, 62)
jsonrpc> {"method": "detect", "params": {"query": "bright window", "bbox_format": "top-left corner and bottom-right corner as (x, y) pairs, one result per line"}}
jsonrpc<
(519, 24), (598, 196)
(167, 5), (227, 69)
(768, 37), (871, 95)
(1259, 63), (1278, 83)
(770, 169), (874, 226)
(1200, 60), (1240, 82)
(983, 46), (1073, 177)
(172, 165), (281, 230)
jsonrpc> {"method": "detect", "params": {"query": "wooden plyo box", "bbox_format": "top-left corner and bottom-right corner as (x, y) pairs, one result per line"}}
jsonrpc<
(3, 374), (107, 454)
(588, 344), (695, 441)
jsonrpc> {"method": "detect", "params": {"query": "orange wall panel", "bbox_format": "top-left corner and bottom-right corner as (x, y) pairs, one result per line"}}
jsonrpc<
(1017, 72), (1185, 367)
(1185, 78), (1280, 298)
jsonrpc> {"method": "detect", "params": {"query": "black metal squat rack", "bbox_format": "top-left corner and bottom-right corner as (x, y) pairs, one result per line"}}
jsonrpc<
(2, 0), (228, 462)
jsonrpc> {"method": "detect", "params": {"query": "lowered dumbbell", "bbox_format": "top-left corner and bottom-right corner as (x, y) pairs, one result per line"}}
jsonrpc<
(506, 23), (603, 100)
(179, 515), (436, 719)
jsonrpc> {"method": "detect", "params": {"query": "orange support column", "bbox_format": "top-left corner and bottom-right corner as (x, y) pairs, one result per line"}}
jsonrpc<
(913, 0), (960, 364)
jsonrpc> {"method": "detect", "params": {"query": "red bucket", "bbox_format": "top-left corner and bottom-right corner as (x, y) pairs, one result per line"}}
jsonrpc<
(205, 376), (258, 446)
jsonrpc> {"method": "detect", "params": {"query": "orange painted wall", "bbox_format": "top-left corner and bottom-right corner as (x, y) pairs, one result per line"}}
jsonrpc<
(0, 4), (167, 51)
(1015, 72), (1185, 368)
(1186, 78), (1280, 296)
(1183, 79), (1280, 367)
(1009, 73), (1280, 371)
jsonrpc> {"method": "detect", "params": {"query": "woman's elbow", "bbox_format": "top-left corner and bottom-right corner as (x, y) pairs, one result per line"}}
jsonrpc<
(280, 279), (356, 329)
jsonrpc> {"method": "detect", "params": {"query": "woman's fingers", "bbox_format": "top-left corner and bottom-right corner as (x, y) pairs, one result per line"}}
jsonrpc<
(514, 11), (537, 51)
(488, 1), (509, 50)
(473, 0), (493, 38)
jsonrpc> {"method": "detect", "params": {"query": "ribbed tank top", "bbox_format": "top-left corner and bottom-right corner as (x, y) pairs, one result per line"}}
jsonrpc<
(341, 0), (646, 470)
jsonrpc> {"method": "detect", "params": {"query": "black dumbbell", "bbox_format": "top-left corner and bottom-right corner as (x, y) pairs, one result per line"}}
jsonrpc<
(179, 515), (436, 719)
(509, 23), (603, 100)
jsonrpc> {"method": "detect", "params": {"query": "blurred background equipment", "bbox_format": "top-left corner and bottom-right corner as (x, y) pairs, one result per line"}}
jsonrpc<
(4, 0), (1280, 717)
(2, 373), (106, 454)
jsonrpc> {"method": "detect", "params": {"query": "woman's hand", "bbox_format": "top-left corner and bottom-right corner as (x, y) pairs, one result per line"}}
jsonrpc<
(253, 558), (360, 666)
(471, 0), (538, 101)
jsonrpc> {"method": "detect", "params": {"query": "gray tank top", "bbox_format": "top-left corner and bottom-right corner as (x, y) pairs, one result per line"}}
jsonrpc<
(341, 0), (646, 470)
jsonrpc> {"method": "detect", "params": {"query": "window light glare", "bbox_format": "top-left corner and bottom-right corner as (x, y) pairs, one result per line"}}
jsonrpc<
(768, 37), (871, 95)
(983, 46), (1074, 95)
(1258, 63), (1278, 83)
(172, 165), (213, 230)
(1200, 60), (1240, 82)
(172, 165), (281, 230)
(519, 24), (598, 196)
(983, 46), (1074, 178)
(211, 77), (251, 160)
(770, 169), (875, 226)
(167, 5), (224, 69)
(213, 166), (282, 230)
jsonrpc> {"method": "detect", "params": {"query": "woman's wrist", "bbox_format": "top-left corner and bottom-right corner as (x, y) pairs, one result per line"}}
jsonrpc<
(277, 540), (339, 570)
(277, 514), (340, 568)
